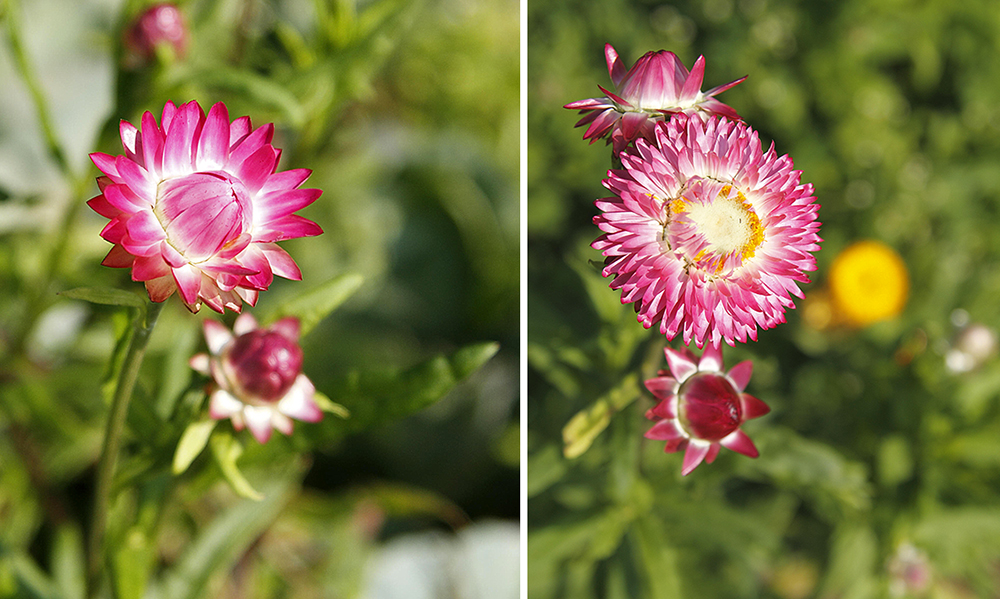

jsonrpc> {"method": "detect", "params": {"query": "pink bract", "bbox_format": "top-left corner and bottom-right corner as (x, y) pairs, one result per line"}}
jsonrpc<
(189, 313), (323, 444)
(644, 344), (770, 475)
(565, 44), (745, 154)
(592, 115), (821, 348)
(88, 100), (323, 313)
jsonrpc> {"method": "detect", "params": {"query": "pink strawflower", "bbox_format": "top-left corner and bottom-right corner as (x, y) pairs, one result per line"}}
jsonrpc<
(190, 313), (323, 444)
(88, 100), (323, 313)
(645, 343), (770, 475)
(124, 4), (188, 65)
(565, 44), (745, 154)
(592, 115), (821, 347)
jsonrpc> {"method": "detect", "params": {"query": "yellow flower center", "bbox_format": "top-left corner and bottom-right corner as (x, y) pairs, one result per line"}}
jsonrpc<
(670, 185), (764, 273)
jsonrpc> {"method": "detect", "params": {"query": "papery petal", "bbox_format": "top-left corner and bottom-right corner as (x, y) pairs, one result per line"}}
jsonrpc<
(681, 441), (711, 475)
(719, 429), (759, 457)
(209, 389), (244, 419)
(243, 405), (275, 443)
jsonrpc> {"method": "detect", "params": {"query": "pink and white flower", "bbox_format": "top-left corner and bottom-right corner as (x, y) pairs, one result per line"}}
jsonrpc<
(190, 313), (322, 444)
(88, 100), (323, 313)
(123, 4), (188, 65)
(565, 44), (745, 154)
(645, 343), (770, 475)
(593, 115), (821, 347)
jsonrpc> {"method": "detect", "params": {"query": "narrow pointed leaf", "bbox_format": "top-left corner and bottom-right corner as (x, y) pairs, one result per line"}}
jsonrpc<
(209, 432), (263, 501)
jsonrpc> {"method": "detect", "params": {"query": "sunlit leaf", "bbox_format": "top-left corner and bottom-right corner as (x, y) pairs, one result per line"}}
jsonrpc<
(312, 391), (350, 418)
(58, 287), (147, 312)
(51, 524), (84, 599)
(172, 419), (217, 475)
(562, 373), (640, 459)
(267, 273), (363, 337)
(209, 432), (263, 501)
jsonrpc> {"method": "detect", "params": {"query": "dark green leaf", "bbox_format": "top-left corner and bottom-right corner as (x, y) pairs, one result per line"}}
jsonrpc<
(59, 287), (147, 312)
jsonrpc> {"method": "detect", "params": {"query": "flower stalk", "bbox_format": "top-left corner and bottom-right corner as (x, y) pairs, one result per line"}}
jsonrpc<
(86, 300), (164, 598)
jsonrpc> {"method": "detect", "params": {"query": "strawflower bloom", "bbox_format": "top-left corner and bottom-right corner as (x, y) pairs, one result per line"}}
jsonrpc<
(644, 343), (770, 475)
(593, 115), (821, 347)
(565, 44), (745, 154)
(828, 240), (908, 327)
(88, 100), (323, 313)
(124, 4), (188, 65)
(190, 313), (322, 443)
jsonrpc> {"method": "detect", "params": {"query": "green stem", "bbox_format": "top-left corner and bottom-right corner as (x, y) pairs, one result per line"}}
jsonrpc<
(86, 301), (164, 598)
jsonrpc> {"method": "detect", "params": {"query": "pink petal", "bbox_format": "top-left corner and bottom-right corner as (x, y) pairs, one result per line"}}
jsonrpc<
(120, 120), (139, 157)
(698, 343), (724, 373)
(254, 188), (323, 225)
(125, 209), (166, 244)
(228, 123), (273, 170)
(101, 244), (134, 268)
(131, 254), (170, 281)
(196, 102), (230, 170)
(605, 43), (627, 88)
(162, 101), (203, 177)
(144, 275), (176, 303)
(115, 156), (156, 201)
(253, 215), (323, 243)
(271, 412), (294, 435)
(680, 55), (706, 100)
(209, 389), (244, 419)
(258, 243), (302, 281)
(234, 144), (277, 195)
(171, 264), (202, 307)
(727, 360), (753, 392)
(645, 419), (685, 441)
(229, 116), (252, 146)
(277, 375), (322, 422)
(140, 110), (165, 175)
(719, 429), (759, 457)
(189, 353), (210, 375)
(704, 443), (721, 464)
(740, 394), (771, 420)
(243, 405), (275, 443)
(203, 319), (234, 354)
(88, 195), (120, 219)
(665, 347), (698, 381)
(269, 317), (301, 341)
(232, 312), (259, 336)
(681, 441), (710, 475)
(261, 168), (312, 194)
(103, 184), (146, 213)
(90, 152), (119, 178)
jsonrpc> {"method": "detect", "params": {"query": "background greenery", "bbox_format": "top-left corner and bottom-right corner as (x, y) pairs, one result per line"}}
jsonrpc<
(0, 0), (518, 596)
(529, 0), (1000, 598)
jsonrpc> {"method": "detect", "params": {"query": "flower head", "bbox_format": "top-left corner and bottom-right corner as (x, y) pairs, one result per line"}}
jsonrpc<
(565, 44), (745, 154)
(645, 343), (770, 475)
(124, 4), (188, 65)
(190, 313), (322, 443)
(88, 100), (323, 313)
(828, 240), (908, 327)
(592, 115), (821, 347)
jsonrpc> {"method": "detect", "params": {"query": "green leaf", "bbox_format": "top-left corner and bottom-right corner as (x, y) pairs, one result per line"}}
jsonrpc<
(632, 516), (683, 599)
(319, 342), (499, 437)
(7, 552), (58, 599)
(209, 432), (263, 501)
(156, 470), (301, 599)
(59, 286), (147, 312)
(267, 273), (364, 337)
(51, 524), (84, 599)
(313, 391), (350, 418)
(562, 373), (641, 459)
(112, 527), (157, 599)
(172, 419), (218, 475)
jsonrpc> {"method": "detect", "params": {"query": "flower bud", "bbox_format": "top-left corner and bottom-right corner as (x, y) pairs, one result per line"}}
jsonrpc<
(124, 4), (188, 66)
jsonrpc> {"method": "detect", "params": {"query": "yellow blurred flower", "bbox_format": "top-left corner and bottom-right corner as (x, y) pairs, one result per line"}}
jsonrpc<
(828, 240), (909, 327)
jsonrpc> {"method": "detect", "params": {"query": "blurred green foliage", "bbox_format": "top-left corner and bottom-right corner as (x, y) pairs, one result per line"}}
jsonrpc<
(529, 0), (1000, 597)
(0, 0), (517, 595)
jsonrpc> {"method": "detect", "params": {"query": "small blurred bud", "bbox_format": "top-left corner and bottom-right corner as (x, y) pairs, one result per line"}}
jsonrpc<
(888, 543), (931, 597)
(945, 323), (998, 374)
(123, 4), (188, 67)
